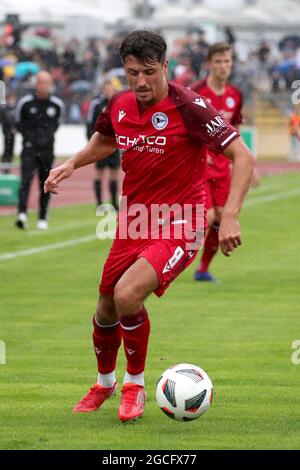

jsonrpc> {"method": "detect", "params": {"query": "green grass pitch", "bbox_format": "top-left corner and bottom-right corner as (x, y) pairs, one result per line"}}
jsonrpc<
(0, 172), (300, 450)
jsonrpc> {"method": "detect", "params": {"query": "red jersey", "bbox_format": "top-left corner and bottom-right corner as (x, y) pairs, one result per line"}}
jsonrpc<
(191, 78), (243, 178)
(95, 82), (239, 215)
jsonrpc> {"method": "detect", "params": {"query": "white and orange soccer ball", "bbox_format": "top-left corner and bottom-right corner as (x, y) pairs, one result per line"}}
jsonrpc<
(156, 363), (213, 421)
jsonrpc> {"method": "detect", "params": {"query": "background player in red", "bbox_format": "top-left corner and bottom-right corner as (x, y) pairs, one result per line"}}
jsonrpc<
(87, 80), (121, 209)
(192, 42), (259, 282)
(44, 31), (255, 422)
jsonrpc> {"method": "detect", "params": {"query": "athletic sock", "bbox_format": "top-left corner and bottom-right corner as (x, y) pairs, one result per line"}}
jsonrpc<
(120, 306), (150, 376)
(198, 223), (219, 272)
(123, 371), (145, 386)
(92, 315), (122, 377)
(94, 180), (102, 206)
(109, 180), (118, 209)
(97, 371), (117, 388)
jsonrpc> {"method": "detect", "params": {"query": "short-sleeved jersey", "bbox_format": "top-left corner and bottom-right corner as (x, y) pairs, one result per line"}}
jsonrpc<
(87, 96), (108, 140)
(95, 82), (239, 213)
(86, 95), (120, 161)
(191, 78), (243, 178)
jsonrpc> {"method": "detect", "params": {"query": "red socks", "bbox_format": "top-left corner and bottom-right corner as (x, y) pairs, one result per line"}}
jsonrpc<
(120, 306), (150, 375)
(92, 307), (150, 377)
(198, 224), (219, 272)
(92, 316), (122, 374)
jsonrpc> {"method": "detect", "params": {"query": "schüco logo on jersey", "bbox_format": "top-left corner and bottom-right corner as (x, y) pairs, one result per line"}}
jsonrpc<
(205, 116), (226, 137)
(116, 134), (167, 147)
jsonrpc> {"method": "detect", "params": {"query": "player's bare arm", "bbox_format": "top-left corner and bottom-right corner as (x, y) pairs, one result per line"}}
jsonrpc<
(251, 167), (261, 188)
(220, 137), (255, 257)
(235, 124), (260, 189)
(44, 132), (117, 194)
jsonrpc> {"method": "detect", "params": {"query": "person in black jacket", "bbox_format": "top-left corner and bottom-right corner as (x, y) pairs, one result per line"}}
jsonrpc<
(0, 93), (17, 174)
(15, 71), (64, 230)
(87, 80), (121, 209)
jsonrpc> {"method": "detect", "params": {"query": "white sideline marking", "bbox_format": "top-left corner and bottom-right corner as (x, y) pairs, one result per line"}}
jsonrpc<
(244, 188), (300, 207)
(0, 235), (97, 261)
(1, 188), (300, 262)
(247, 182), (283, 196)
(27, 220), (96, 236)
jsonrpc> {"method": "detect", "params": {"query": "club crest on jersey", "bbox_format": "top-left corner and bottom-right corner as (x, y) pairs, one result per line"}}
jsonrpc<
(152, 112), (168, 130)
(226, 97), (235, 109)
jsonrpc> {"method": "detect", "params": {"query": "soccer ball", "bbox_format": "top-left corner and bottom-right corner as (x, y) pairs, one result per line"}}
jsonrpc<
(156, 363), (213, 421)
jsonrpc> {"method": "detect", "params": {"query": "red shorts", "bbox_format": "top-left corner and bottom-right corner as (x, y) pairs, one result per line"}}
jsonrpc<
(99, 216), (205, 298)
(205, 172), (231, 210)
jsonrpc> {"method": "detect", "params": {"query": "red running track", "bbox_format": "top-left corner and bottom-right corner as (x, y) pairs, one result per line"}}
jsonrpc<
(0, 165), (124, 216)
(1, 160), (300, 216)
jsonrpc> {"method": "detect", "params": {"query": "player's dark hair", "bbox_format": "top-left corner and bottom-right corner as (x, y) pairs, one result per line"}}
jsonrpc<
(119, 30), (167, 65)
(208, 42), (232, 60)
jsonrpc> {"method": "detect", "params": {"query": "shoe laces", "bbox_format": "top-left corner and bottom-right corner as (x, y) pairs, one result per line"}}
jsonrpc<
(121, 384), (143, 406)
(80, 385), (103, 406)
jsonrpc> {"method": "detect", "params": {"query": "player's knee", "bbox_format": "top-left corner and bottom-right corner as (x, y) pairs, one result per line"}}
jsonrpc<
(95, 295), (118, 324)
(114, 282), (139, 313)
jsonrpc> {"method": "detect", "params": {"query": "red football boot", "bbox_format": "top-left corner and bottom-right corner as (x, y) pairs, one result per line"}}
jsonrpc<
(118, 383), (146, 422)
(72, 382), (117, 413)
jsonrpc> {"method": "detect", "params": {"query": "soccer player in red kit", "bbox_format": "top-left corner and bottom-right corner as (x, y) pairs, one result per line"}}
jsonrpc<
(44, 31), (255, 422)
(192, 42), (259, 282)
